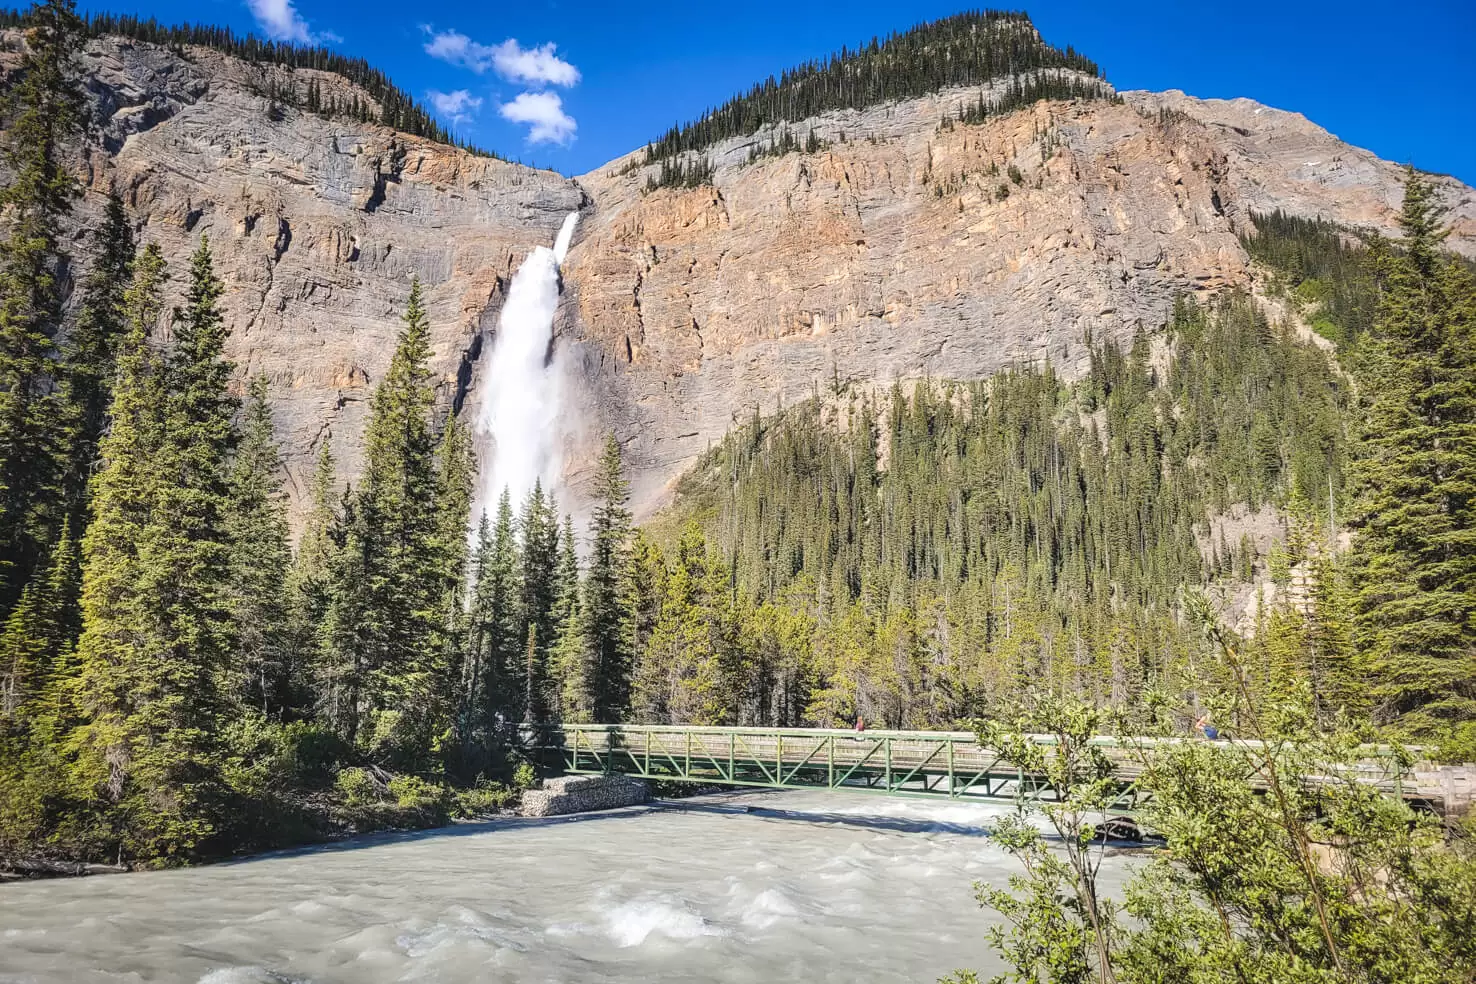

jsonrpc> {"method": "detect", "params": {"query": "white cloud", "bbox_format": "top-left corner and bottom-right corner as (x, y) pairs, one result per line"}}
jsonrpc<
(422, 28), (579, 87)
(499, 91), (576, 145)
(489, 40), (580, 87)
(423, 28), (492, 70)
(428, 89), (483, 124)
(246, 0), (315, 43)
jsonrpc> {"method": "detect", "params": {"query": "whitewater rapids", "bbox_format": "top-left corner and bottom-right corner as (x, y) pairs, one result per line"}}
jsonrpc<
(0, 789), (1127, 982)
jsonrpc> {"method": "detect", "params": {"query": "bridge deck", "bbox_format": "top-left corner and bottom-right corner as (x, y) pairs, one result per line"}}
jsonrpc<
(522, 725), (1473, 814)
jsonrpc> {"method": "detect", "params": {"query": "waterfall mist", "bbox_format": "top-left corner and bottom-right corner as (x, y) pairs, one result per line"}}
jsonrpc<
(471, 212), (581, 523)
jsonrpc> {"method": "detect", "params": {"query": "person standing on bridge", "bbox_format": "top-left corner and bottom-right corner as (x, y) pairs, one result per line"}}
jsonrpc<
(1194, 713), (1219, 740)
(854, 716), (866, 733)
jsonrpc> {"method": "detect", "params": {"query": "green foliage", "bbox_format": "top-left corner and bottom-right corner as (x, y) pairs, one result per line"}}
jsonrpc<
(225, 376), (294, 715)
(0, 0), (83, 606)
(0, 5), (503, 157)
(516, 481), (563, 724)
(59, 192), (135, 522)
(947, 613), (1476, 984)
(286, 439), (338, 702)
(1344, 169), (1476, 745)
(1240, 209), (1377, 348)
(643, 154), (714, 193)
(452, 778), (517, 817)
(334, 766), (377, 807)
(331, 767), (451, 832)
(743, 125), (831, 166)
(66, 240), (236, 864)
(648, 293), (1346, 727)
(326, 278), (453, 768)
(580, 435), (635, 722)
(954, 71), (1116, 129)
(645, 11), (1101, 164)
(460, 490), (522, 760)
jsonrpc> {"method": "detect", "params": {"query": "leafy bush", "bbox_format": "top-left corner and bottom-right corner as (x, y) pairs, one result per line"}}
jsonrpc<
(334, 767), (379, 808)
(387, 774), (450, 811)
(453, 780), (518, 818)
(512, 761), (538, 791)
(945, 609), (1476, 984)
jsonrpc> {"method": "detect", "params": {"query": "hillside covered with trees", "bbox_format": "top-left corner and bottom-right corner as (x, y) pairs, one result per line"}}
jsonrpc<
(641, 9), (1108, 166)
(0, 4), (500, 157)
(1, 0), (1474, 874)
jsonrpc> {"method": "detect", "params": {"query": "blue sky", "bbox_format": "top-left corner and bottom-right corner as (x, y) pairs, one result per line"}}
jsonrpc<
(81, 0), (1476, 182)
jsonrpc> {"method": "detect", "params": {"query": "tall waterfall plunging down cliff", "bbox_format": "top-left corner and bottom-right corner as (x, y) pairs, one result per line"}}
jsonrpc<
(472, 212), (581, 524)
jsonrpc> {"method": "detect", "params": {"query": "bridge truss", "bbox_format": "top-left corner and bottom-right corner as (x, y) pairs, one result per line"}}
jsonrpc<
(524, 724), (1151, 810)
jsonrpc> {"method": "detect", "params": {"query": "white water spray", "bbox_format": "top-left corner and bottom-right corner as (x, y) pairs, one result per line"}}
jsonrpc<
(472, 212), (581, 521)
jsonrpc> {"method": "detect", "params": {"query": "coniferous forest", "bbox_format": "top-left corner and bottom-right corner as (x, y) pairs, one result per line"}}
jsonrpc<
(0, 5), (501, 156)
(1, 0), (1476, 877)
(642, 10), (1102, 165)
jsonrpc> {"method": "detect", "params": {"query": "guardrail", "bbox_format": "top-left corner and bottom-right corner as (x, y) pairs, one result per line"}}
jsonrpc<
(516, 724), (1472, 814)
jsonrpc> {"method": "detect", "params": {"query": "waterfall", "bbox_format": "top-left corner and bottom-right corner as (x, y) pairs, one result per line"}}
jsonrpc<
(471, 211), (581, 523)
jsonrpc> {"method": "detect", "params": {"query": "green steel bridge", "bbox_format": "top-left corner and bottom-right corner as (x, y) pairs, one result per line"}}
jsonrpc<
(522, 724), (1473, 814)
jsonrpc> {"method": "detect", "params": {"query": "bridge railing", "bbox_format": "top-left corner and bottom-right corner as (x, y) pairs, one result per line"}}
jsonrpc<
(515, 723), (1458, 811)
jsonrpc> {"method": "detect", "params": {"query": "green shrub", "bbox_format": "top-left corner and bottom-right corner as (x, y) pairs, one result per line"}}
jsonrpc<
(387, 774), (449, 810)
(277, 722), (348, 786)
(334, 767), (378, 808)
(512, 761), (538, 791)
(453, 781), (517, 818)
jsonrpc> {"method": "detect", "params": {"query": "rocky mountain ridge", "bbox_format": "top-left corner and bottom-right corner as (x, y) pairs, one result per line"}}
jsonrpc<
(10, 30), (1475, 521)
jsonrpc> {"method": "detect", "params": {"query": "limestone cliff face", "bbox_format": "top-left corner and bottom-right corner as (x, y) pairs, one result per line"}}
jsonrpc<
(559, 87), (1475, 515)
(7, 32), (583, 515)
(9, 33), (1474, 521)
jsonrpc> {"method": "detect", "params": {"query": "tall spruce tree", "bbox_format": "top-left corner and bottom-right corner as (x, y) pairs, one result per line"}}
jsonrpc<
(319, 484), (371, 744)
(0, 514), (77, 722)
(346, 278), (446, 766)
(0, 512), (79, 845)
(433, 413), (474, 677)
(1346, 169), (1476, 743)
(224, 376), (292, 716)
(459, 513), (496, 755)
(69, 243), (236, 860)
(550, 513), (586, 720)
(60, 193), (135, 518)
(582, 434), (635, 722)
(0, 0), (83, 606)
(286, 440), (338, 687)
(516, 481), (560, 722)
(465, 490), (521, 735)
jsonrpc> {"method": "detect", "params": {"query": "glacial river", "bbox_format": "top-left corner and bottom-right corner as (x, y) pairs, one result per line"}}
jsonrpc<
(0, 789), (1112, 983)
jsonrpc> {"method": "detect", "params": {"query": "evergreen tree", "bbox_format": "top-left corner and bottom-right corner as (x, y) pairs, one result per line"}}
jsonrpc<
(318, 485), (371, 744)
(1346, 169), (1476, 743)
(0, 515), (78, 721)
(516, 481), (560, 722)
(347, 277), (445, 766)
(433, 412), (475, 658)
(582, 435), (635, 722)
(459, 513), (495, 754)
(639, 523), (739, 725)
(464, 490), (521, 735)
(0, 0), (84, 606)
(68, 244), (235, 860)
(431, 412), (475, 766)
(0, 514), (80, 858)
(60, 193), (135, 519)
(550, 514), (586, 721)
(224, 376), (292, 716)
(286, 439), (338, 691)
